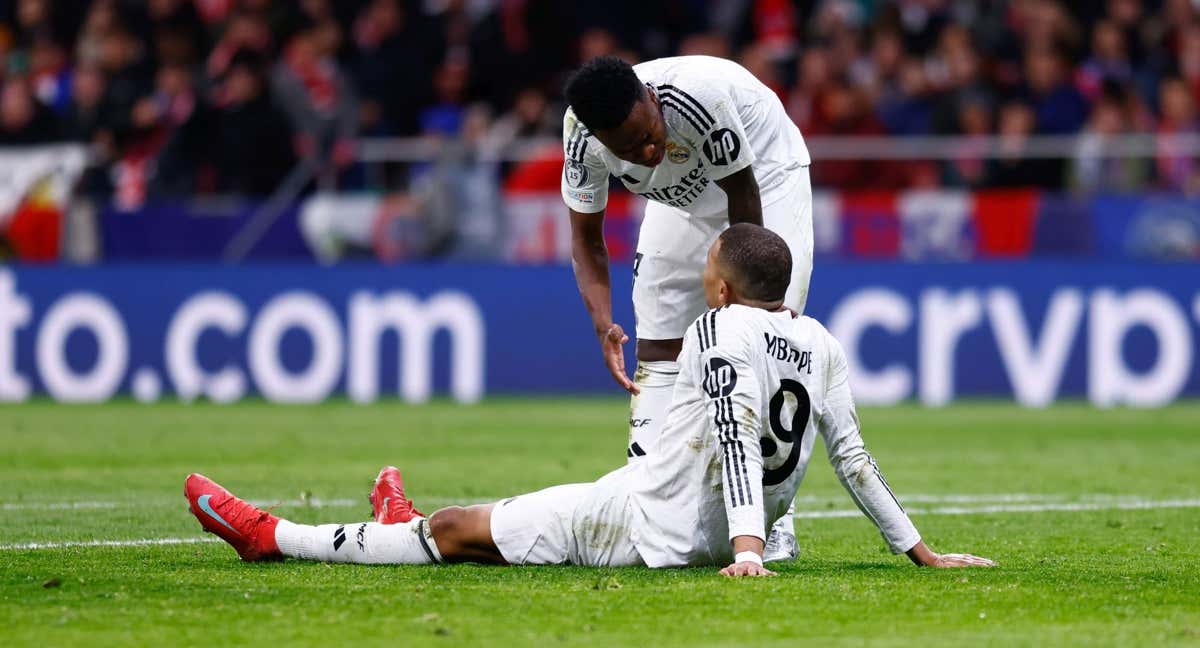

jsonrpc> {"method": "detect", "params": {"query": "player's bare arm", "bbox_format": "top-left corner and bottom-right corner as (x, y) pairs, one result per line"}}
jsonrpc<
(569, 207), (637, 393)
(714, 166), (763, 227)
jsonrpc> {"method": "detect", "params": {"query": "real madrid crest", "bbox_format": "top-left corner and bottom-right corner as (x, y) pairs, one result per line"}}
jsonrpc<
(666, 141), (691, 164)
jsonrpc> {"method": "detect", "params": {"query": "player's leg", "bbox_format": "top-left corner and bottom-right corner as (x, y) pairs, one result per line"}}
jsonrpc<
(628, 201), (714, 459)
(762, 166), (814, 316)
(185, 472), (503, 565)
(371, 465), (504, 563)
(760, 166), (815, 561)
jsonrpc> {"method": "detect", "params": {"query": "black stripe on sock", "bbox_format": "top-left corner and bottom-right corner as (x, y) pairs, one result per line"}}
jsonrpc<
(416, 519), (440, 564)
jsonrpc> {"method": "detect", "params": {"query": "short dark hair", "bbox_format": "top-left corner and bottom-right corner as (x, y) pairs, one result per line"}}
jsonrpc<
(564, 56), (643, 130)
(717, 224), (792, 303)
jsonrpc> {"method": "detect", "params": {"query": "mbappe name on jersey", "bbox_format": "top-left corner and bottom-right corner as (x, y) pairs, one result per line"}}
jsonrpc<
(765, 333), (813, 375)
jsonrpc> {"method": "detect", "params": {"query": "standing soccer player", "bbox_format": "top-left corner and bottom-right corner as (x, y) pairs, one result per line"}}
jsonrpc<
(562, 55), (812, 560)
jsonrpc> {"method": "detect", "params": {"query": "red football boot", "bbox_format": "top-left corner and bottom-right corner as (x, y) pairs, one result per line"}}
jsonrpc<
(368, 466), (424, 524)
(185, 473), (282, 561)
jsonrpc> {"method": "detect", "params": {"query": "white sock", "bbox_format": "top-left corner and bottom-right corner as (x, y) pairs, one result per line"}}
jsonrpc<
(627, 360), (679, 461)
(274, 518), (443, 564)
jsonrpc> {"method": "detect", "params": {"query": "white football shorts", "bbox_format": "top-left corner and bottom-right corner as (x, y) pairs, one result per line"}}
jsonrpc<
(632, 167), (813, 341)
(489, 469), (644, 567)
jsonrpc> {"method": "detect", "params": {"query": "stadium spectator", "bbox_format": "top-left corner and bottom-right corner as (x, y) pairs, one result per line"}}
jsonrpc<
(481, 85), (558, 164)
(0, 78), (60, 144)
(1023, 45), (1089, 135)
(1070, 92), (1149, 194)
(62, 64), (108, 143)
(787, 45), (835, 134)
(206, 11), (272, 82)
(808, 80), (902, 189)
(929, 24), (994, 136)
(1177, 23), (1200, 111)
(1075, 20), (1133, 102)
(28, 35), (72, 114)
(350, 0), (437, 136)
(875, 55), (933, 136)
(143, 62), (206, 196)
(987, 99), (1059, 188)
(420, 58), (470, 137)
(147, 0), (207, 67)
(1155, 77), (1200, 194)
(943, 93), (993, 187)
(271, 22), (357, 170)
(209, 52), (295, 195)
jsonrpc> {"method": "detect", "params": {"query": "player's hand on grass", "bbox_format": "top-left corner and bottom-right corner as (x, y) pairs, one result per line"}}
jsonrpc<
(719, 561), (777, 577)
(931, 553), (997, 568)
(907, 541), (996, 567)
(599, 323), (639, 394)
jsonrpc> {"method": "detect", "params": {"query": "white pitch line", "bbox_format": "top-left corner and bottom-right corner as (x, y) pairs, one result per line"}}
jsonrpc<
(0, 496), (484, 512)
(3, 497), (1199, 552)
(913, 498), (1200, 516)
(1, 501), (121, 511)
(793, 498), (1200, 519)
(0, 537), (220, 551)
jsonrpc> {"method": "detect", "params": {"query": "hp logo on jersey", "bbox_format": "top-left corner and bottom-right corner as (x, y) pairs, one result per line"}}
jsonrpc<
(703, 357), (738, 398)
(564, 160), (589, 187)
(702, 129), (741, 166)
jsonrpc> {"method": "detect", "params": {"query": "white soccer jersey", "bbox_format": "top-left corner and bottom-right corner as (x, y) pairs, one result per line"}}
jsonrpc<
(561, 56), (811, 220)
(625, 305), (921, 567)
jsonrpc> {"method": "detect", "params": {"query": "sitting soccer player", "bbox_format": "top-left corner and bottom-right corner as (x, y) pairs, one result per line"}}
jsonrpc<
(186, 224), (995, 575)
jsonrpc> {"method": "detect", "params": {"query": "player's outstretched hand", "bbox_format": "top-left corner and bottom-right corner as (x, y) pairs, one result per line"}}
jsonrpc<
(931, 552), (997, 568)
(907, 541), (996, 568)
(719, 561), (777, 577)
(599, 323), (639, 394)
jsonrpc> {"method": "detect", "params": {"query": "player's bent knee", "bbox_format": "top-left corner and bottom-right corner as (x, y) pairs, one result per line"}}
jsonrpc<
(429, 505), (498, 559)
(428, 506), (469, 549)
(428, 504), (505, 565)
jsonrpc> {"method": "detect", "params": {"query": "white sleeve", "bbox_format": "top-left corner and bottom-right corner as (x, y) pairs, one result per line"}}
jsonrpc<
(657, 79), (756, 181)
(817, 330), (922, 554)
(695, 311), (766, 543)
(560, 111), (610, 213)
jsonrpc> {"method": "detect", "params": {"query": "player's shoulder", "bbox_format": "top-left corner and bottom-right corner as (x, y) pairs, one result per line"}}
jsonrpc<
(638, 57), (734, 134)
(562, 106), (594, 162)
(689, 304), (767, 354)
(636, 56), (740, 90)
(792, 314), (845, 362)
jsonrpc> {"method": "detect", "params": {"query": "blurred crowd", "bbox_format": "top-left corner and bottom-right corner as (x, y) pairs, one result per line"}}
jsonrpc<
(1, 0), (1200, 200)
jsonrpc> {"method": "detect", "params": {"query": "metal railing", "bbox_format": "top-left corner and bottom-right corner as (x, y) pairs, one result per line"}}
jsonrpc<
(350, 133), (1200, 163)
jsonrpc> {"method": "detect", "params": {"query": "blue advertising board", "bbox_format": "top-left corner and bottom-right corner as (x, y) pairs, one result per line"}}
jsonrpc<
(0, 262), (1197, 406)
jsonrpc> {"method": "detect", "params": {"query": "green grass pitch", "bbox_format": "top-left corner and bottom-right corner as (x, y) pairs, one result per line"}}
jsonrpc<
(2, 399), (1199, 646)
